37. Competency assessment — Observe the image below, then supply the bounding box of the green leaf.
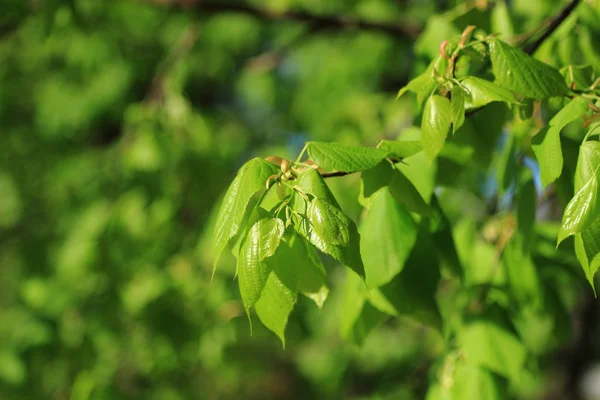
[495,134,516,195]
[489,39,569,98]
[360,161,394,201]
[396,151,437,203]
[254,271,297,347]
[491,0,514,39]
[558,141,600,245]
[532,97,589,187]
[295,168,340,208]
[265,232,328,308]
[388,167,431,216]
[294,170,365,279]
[213,158,279,270]
[451,85,465,133]
[422,95,452,161]
[561,65,596,90]
[460,76,520,109]
[306,142,388,173]
[238,218,285,310]
[558,177,598,244]
[550,97,589,128]
[378,140,423,159]
[397,70,437,100]
[360,188,418,287]
[307,198,351,246]
[368,229,442,330]
[340,269,367,340]
[450,364,505,400]
[461,320,527,381]
[575,224,600,293]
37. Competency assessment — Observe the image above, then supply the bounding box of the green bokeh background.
[1,0,599,399]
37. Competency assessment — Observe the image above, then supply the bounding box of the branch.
[164,0,421,39]
[523,0,581,55]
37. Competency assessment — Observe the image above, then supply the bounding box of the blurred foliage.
[1,0,599,399]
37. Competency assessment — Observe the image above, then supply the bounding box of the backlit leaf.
[238,218,285,310]
[489,39,569,98]
[558,141,600,244]
[460,76,519,109]
[360,188,418,287]
[532,97,588,187]
[213,158,279,270]
[451,85,465,133]
[307,198,351,246]
[306,142,388,173]
[254,271,297,347]
[422,95,452,161]
[294,170,365,279]
[378,140,423,159]
[388,167,431,216]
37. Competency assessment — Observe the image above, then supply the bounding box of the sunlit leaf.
[378,140,423,159]
[460,76,519,109]
[306,142,388,173]
[213,158,279,270]
[451,85,465,133]
[388,167,431,216]
[238,218,285,310]
[307,198,351,246]
[489,39,569,98]
[532,97,588,187]
[360,188,417,287]
[558,141,600,244]
[254,271,297,346]
[294,170,365,279]
[422,95,452,161]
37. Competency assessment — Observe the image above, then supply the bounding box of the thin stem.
[295,145,308,164]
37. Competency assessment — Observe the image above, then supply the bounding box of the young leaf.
[307,198,351,246]
[489,39,569,98]
[360,188,417,287]
[294,170,365,279]
[460,320,527,381]
[254,271,297,347]
[295,168,340,208]
[306,142,388,173]
[422,95,452,161]
[558,141,600,245]
[238,218,285,310]
[558,176,599,245]
[397,69,437,100]
[213,158,279,270]
[575,222,600,293]
[388,168,431,216]
[460,76,519,109]
[532,97,589,187]
[451,85,465,133]
[378,140,423,159]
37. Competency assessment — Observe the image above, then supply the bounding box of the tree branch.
[523,0,581,55]
[165,0,421,39]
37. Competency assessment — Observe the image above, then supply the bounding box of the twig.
[157,0,421,39]
[523,0,581,55]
